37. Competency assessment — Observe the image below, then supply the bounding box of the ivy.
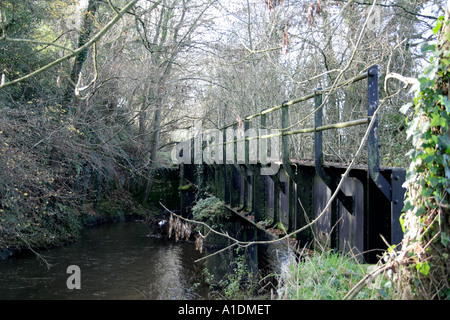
[192,195,230,230]
[402,20,450,208]
[398,15,450,299]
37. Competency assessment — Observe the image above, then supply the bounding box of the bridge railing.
[178,65,387,196]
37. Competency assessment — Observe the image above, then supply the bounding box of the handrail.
[203,118,369,148]
[179,67,376,174]
[220,71,369,130]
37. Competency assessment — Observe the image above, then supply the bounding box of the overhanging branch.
[0,0,138,90]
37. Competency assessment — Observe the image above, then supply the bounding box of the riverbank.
[0,189,153,260]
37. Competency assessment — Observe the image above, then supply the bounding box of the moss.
[179,183,194,190]
[146,168,181,209]
[277,221,287,234]
[96,189,147,221]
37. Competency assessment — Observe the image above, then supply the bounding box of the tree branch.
[75,42,99,99]
[0,0,138,90]
[1,37,75,52]
[332,0,439,20]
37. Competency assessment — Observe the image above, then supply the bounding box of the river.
[0,221,208,300]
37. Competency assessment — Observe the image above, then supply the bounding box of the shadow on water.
[0,222,208,300]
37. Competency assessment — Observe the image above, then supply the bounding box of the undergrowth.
[277,249,395,300]
[203,247,261,300]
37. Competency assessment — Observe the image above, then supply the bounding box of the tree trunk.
[143,97,162,203]
[63,0,98,110]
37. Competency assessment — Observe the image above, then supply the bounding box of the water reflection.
[0,222,207,300]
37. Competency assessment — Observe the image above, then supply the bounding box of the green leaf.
[424,147,435,156]
[421,43,436,53]
[400,102,413,115]
[405,148,417,158]
[441,232,449,247]
[415,205,427,216]
[418,77,432,92]
[421,154,435,164]
[387,244,397,254]
[433,22,443,34]
[430,113,443,127]
[402,200,414,213]
[416,261,430,277]
[428,176,444,188]
[406,117,420,139]
[432,16,444,34]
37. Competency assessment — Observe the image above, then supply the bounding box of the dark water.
[0,222,208,300]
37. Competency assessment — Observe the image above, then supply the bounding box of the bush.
[192,195,230,229]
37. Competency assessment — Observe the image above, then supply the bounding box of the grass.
[277,249,394,300]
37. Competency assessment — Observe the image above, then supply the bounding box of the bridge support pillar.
[295,167,315,247]
[366,172,391,263]
[252,165,266,223]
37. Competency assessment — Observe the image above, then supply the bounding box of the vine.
[395,14,450,299]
